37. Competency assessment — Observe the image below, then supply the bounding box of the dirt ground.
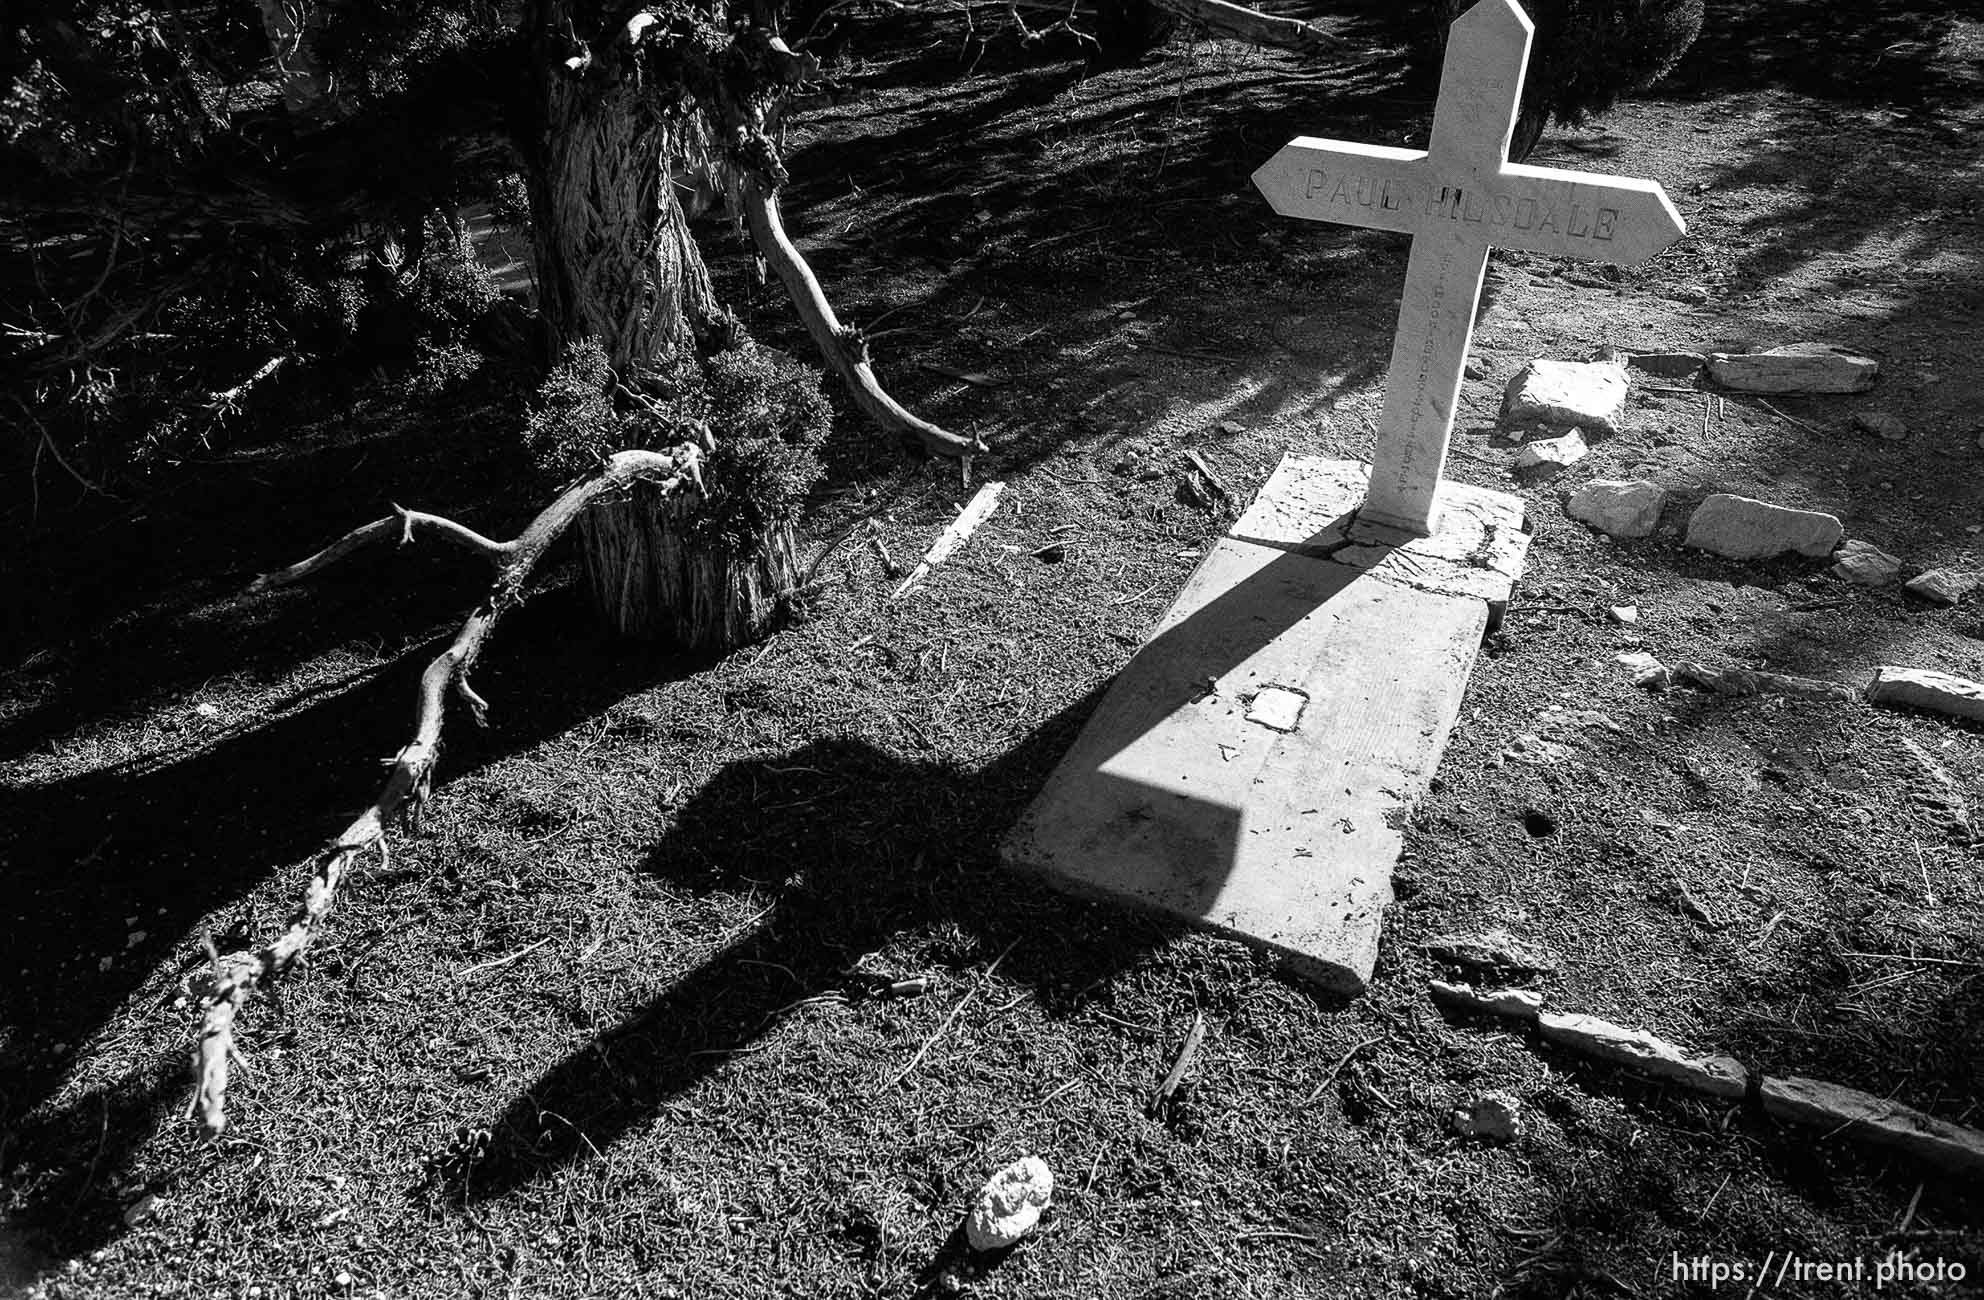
[3,1,1983,1296]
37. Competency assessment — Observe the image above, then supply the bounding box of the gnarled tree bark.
[190,446,703,1136]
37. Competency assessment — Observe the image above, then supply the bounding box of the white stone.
[1502,359,1630,436]
[1452,1092,1524,1141]
[1250,0,1684,533]
[1513,429,1588,475]
[965,1157,1053,1252]
[1706,343,1879,394]
[1566,478,1665,539]
[1830,539,1903,586]
[1536,1012,1749,1098]
[1422,928,1555,973]
[1608,605,1638,624]
[1903,569,1979,606]
[1683,493,1843,559]
[1428,979,1544,1020]
[1761,1077,1984,1177]
[1854,410,1907,440]
[1867,667,1984,723]
[1616,651,1670,689]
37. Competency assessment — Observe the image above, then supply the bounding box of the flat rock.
[1566,478,1665,539]
[1502,359,1630,436]
[1903,568,1979,606]
[1422,928,1555,975]
[1761,1076,1984,1177]
[1514,430,1588,476]
[1536,1012,1750,1099]
[1867,666,1984,723]
[1617,651,1671,689]
[1854,410,1908,440]
[1706,343,1878,394]
[1626,351,1705,379]
[1683,493,1843,560]
[1428,980,1544,1021]
[1830,539,1903,586]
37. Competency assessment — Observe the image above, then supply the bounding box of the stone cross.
[1252,0,1686,536]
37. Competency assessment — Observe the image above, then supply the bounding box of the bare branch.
[190,446,703,1136]
[739,175,985,459]
[246,507,520,592]
[1150,0,1335,54]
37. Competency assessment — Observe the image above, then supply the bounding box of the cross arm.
[1250,140,1430,239]
[1460,163,1686,265]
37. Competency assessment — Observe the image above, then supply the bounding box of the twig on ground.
[456,936,553,978]
[886,939,1020,1088]
[1301,1035,1380,1105]
[1148,1011,1207,1116]
[891,481,1006,599]
[1754,397,1828,436]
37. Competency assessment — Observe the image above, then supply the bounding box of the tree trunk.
[526,3,800,651]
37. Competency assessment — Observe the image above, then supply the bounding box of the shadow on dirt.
[0,584,716,1242]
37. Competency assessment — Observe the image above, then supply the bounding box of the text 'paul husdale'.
[1304,169,1621,241]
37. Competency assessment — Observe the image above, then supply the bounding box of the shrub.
[525,340,830,539]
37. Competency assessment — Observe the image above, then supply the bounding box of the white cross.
[1252,0,1686,536]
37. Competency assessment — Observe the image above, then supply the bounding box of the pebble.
[1617,650,1671,689]
[1854,410,1908,440]
[1452,1092,1524,1142]
[1903,569,1978,606]
[1514,429,1588,475]
[1608,605,1638,624]
[965,1157,1054,1252]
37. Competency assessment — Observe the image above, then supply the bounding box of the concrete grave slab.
[1003,458,1529,993]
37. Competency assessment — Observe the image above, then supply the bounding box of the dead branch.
[206,356,290,419]
[739,174,985,460]
[1149,0,1334,54]
[247,507,522,591]
[189,446,703,1136]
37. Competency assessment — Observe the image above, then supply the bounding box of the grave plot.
[1006,0,1685,993]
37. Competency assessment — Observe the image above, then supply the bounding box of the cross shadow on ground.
[458,505,1412,1200]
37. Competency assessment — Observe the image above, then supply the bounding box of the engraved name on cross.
[1251,0,1686,535]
